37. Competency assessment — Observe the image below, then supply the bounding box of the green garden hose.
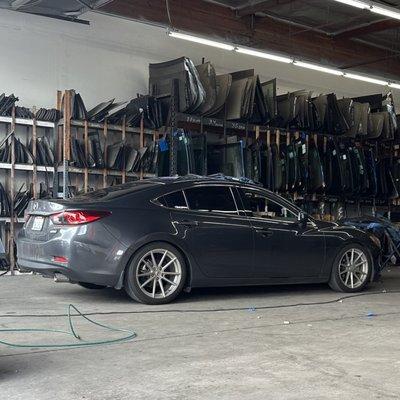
[0,304,136,348]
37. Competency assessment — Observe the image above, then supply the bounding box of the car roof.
[146,174,260,188]
[68,174,300,214]
[151,175,301,213]
[69,174,261,203]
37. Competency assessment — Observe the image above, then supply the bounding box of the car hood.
[315,219,368,232]
[314,219,381,253]
[314,220,337,230]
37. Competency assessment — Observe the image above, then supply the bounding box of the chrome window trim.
[229,186,240,213]
[182,190,189,209]
[151,189,189,210]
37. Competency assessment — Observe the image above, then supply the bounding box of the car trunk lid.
[25,199,68,217]
[24,199,109,241]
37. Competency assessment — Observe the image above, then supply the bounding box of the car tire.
[329,243,372,293]
[124,242,187,305]
[78,282,107,289]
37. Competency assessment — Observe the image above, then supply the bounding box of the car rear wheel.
[124,242,187,304]
[329,244,372,293]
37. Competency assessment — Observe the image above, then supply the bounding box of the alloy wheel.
[338,248,368,289]
[135,249,182,299]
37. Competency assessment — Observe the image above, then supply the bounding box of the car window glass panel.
[184,186,237,215]
[239,189,297,221]
[160,191,188,209]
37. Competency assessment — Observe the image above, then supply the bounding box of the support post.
[84,120,89,193]
[62,90,71,199]
[169,79,179,176]
[122,115,126,183]
[140,114,144,180]
[103,121,108,188]
[9,107,16,274]
[32,117,37,199]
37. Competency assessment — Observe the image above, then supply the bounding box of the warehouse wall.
[0,9,398,109]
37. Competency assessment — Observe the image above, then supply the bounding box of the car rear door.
[168,184,254,278]
[236,187,325,278]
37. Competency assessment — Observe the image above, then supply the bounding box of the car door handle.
[177,220,200,228]
[255,227,273,237]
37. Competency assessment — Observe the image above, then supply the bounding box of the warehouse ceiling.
[96,0,400,80]
[4,0,400,80]
[0,0,112,20]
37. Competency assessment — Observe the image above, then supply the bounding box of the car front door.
[237,187,325,278]
[169,184,254,278]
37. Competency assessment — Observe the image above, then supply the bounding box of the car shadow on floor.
[41,270,397,306]
[177,283,333,303]
[47,282,343,306]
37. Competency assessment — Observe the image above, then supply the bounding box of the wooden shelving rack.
[57,90,158,198]
[0,109,57,274]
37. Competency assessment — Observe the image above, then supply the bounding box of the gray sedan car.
[17,176,381,304]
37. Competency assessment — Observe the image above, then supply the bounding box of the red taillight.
[53,256,68,263]
[50,210,111,225]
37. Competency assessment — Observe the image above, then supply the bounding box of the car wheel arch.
[116,240,193,290]
[331,240,375,282]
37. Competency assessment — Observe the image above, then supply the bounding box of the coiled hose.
[0,304,136,348]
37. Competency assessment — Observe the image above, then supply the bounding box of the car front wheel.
[124,242,187,304]
[329,244,372,293]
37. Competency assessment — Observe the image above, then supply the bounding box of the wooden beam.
[334,19,400,40]
[99,0,400,79]
[237,0,297,17]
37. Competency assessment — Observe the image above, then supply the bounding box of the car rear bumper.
[17,257,119,286]
[17,222,129,287]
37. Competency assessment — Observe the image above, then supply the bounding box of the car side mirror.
[297,212,308,228]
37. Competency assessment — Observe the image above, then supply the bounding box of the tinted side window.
[158,191,188,209]
[184,186,237,215]
[239,189,297,221]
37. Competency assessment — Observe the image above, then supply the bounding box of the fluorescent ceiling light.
[167,31,235,51]
[236,47,293,63]
[166,29,400,88]
[344,73,388,86]
[293,61,343,76]
[333,0,400,20]
[333,0,369,9]
[371,5,400,20]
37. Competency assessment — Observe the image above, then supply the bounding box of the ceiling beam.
[237,0,297,17]
[333,18,400,39]
[99,0,400,79]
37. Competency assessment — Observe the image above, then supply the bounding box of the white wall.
[0,9,398,109]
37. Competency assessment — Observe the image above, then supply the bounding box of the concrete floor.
[1,271,400,400]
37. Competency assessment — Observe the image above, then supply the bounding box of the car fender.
[320,224,381,278]
[114,232,206,289]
